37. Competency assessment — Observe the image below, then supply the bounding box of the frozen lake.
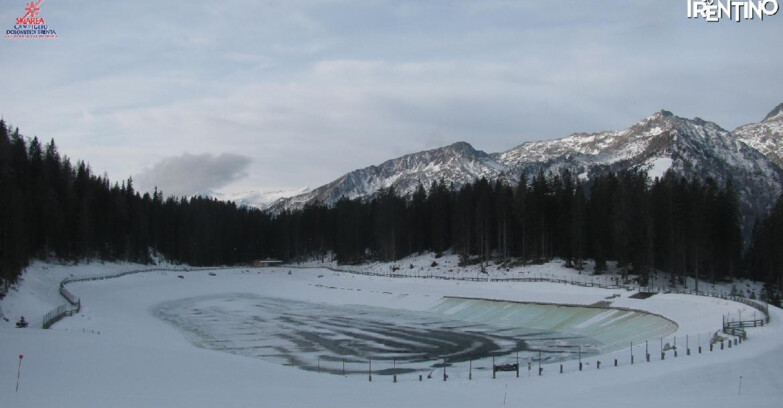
[156,294,676,375]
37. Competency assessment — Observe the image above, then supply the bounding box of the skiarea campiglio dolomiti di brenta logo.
[5,0,58,39]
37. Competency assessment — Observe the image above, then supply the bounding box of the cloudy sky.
[2,0,781,197]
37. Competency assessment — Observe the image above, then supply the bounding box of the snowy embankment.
[1,255,782,408]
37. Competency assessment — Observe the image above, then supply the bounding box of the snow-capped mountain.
[209,187,311,210]
[494,111,675,169]
[494,109,783,231]
[270,108,783,227]
[497,109,781,187]
[734,103,783,168]
[269,142,509,212]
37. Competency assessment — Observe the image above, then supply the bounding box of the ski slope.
[1,258,782,408]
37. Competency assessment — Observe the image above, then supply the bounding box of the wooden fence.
[41,266,233,329]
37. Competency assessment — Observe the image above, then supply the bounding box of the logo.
[5,0,58,39]
[687,0,779,22]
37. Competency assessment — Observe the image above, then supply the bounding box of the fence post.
[15,354,23,392]
[538,351,542,376]
[443,358,447,381]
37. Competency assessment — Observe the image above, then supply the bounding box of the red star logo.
[21,0,43,19]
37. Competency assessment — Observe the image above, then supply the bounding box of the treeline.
[1,119,781,300]
[0,120,274,292]
[277,171,745,288]
[745,196,783,303]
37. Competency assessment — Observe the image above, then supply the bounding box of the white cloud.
[135,153,253,197]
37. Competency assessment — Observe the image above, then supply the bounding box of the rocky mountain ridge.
[266,105,783,227]
[734,103,783,168]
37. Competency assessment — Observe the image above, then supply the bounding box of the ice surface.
[430,298,676,352]
[155,295,607,375]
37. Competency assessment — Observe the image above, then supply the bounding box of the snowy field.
[1,256,782,407]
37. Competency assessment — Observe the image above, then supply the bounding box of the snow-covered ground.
[298,252,765,299]
[1,255,781,408]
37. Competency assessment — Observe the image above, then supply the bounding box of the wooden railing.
[42,266,236,329]
[722,316,766,340]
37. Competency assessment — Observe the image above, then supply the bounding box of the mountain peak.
[443,141,477,155]
[641,109,676,125]
[762,103,783,122]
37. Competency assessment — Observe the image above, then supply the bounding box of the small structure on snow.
[253,259,283,267]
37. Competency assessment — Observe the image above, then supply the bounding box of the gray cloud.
[135,153,252,197]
